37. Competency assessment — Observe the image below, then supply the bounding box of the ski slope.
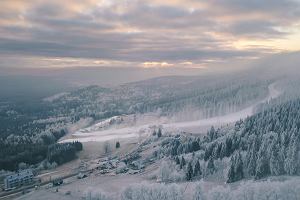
[61,83,281,143]
[164,82,281,132]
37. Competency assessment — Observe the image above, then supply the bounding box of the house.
[4,169,34,190]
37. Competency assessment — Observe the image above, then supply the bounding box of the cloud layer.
[0,0,300,68]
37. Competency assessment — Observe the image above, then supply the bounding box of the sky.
[0,0,300,70]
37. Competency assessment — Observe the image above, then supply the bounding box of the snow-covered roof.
[5,169,33,181]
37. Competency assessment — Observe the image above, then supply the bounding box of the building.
[4,169,34,190]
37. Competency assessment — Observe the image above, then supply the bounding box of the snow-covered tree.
[227,152,244,183]
[193,160,202,177]
[121,183,183,200]
[270,142,283,176]
[284,130,299,175]
[255,141,270,179]
[186,162,193,181]
[180,156,186,169]
[206,157,215,175]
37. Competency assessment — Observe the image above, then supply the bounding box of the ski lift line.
[183,181,190,193]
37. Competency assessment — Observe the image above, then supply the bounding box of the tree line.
[158,98,300,183]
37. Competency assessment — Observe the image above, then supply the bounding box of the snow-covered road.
[61,83,281,143]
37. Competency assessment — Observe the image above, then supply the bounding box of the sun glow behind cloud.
[142,62,174,68]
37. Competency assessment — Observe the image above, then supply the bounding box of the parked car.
[52,178,63,186]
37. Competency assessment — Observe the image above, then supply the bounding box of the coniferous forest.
[158,97,300,183]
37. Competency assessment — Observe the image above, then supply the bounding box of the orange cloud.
[142,62,174,68]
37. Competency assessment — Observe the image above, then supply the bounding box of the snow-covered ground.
[80,116,124,133]
[164,82,281,132]
[61,83,281,143]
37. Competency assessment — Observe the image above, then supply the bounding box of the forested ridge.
[159,97,300,183]
[82,97,300,200]
[0,76,271,171]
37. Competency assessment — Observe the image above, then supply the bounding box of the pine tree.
[192,140,200,152]
[193,160,202,177]
[246,137,258,176]
[206,157,215,175]
[175,156,180,165]
[152,130,157,136]
[235,152,244,181]
[270,142,283,176]
[255,143,270,179]
[212,143,221,159]
[219,142,227,159]
[225,137,233,157]
[116,141,120,149]
[284,131,299,175]
[157,128,162,138]
[180,156,186,169]
[227,160,235,183]
[186,162,193,181]
[204,144,214,161]
[177,145,183,155]
[208,126,216,141]
[227,152,244,183]
[171,145,178,156]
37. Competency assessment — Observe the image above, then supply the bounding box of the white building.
[4,169,34,190]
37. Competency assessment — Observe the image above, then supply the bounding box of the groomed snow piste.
[61,83,281,143]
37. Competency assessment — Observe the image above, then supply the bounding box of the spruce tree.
[206,157,215,175]
[116,141,120,149]
[157,128,162,138]
[225,137,233,157]
[235,152,244,181]
[284,131,299,175]
[227,160,235,183]
[192,140,200,152]
[152,130,157,136]
[255,143,270,179]
[208,126,216,141]
[270,143,283,176]
[227,152,244,183]
[193,160,202,177]
[186,162,193,181]
[219,142,227,159]
[246,140,257,177]
[180,156,186,169]
[175,156,180,165]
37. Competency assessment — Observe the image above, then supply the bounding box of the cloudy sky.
[1,0,300,69]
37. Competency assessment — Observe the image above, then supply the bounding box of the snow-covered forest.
[46,76,270,121]
[1,64,300,200]
[80,93,300,200]
[0,71,273,171]
[158,97,300,183]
